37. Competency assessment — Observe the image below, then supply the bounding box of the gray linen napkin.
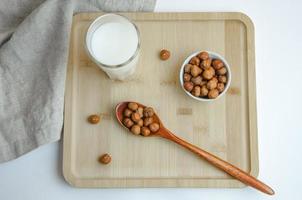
[0,0,156,163]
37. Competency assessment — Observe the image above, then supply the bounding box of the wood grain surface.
[63,12,258,188]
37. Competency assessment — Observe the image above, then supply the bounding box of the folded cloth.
[0,0,156,163]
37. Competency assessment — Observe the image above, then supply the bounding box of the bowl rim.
[179,51,232,102]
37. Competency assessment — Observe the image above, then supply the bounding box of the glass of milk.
[85,14,140,80]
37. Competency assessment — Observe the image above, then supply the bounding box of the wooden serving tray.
[63,12,258,188]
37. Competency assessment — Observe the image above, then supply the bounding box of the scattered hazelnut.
[123,109,132,118]
[200,85,209,97]
[190,65,202,77]
[189,56,200,66]
[128,102,138,111]
[131,125,141,135]
[217,67,227,75]
[191,76,203,85]
[137,107,144,118]
[99,153,111,164]
[149,123,160,133]
[218,75,227,83]
[184,64,193,73]
[207,79,218,90]
[160,49,170,60]
[123,118,134,128]
[201,59,212,69]
[183,81,194,92]
[143,107,154,118]
[143,117,153,126]
[192,86,201,97]
[208,89,219,99]
[88,114,100,124]
[131,112,141,122]
[217,83,225,92]
[183,73,192,82]
[197,51,209,60]
[202,69,214,80]
[141,127,151,136]
[212,59,224,70]
[137,119,143,126]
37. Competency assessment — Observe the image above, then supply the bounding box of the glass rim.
[85,13,140,69]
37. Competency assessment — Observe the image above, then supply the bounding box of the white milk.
[91,22,138,66]
[86,14,140,80]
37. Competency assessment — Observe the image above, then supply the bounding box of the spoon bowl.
[115,101,163,136]
[115,101,274,195]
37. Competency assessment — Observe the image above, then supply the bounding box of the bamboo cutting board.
[63,12,258,188]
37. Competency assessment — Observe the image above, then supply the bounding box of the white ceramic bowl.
[179,51,232,102]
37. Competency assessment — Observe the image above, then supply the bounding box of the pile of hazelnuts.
[122,102,160,136]
[183,51,228,99]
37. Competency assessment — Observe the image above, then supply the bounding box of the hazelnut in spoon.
[115,102,274,195]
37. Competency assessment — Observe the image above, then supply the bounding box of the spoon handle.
[160,129,274,195]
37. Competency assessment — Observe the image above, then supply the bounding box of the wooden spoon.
[115,101,274,195]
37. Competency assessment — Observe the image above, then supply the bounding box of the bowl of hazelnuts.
[180,51,231,101]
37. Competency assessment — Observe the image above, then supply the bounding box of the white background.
[1,0,302,199]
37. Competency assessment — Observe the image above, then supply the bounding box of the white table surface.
[1,0,302,199]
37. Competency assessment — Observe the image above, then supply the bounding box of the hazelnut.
[184,64,193,73]
[202,69,214,80]
[183,81,194,92]
[197,51,209,60]
[217,67,227,75]
[217,83,225,92]
[137,107,144,118]
[160,49,170,60]
[123,109,132,117]
[141,127,151,136]
[99,153,111,164]
[209,67,215,75]
[200,81,207,86]
[137,119,143,127]
[212,59,224,70]
[143,107,155,118]
[128,102,138,111]
[131,112,141,122]
[200,85,209,97]
[190,65,202,77]
[191,76,203,85]
[201,59,212,69]
[143,117,153,126]
[131,125,141,135]
[123,118,134,128]
[218,75,227,83]
[149,123,160,133]
[88,115,100,124]
[207,79,218,90]
[183,73,192,82]
[212,77,218,83]
[208,89,219,99]
[192,86,201,97]
[189,56,200,66]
